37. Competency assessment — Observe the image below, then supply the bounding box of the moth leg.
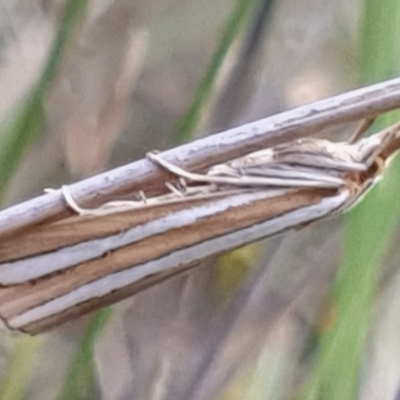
[45,186,86,215]
[165,179,219,198]
[58,186,103,216]
[165,182,186,197]
[147,151,214,183]
[57,185,126,216]
[348,117,376,143]
[45,186,92,215]
[50,186,145,216]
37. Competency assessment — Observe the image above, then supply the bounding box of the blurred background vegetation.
[0,0,399,399]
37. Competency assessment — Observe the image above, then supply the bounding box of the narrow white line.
[10,190,348,329]
[148,152,345,189]
[0,189,289,284]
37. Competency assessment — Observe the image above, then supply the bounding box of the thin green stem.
[0,0,87,196]
[174,0,258,143]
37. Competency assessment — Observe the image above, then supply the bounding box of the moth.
[0,120,399,334]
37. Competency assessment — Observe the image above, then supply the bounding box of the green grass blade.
[0,336,43,400]
[0,0,87,197]
[0,2,87,400]
[301,0,400,399]
[174,0,258,142]
[359,0,400,84]
[55,308,113,400]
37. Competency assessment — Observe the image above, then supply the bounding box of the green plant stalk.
[0,2,87,400]
[301,161,400,400]
[55,308,113,400]
[0,0,87,196]
[174,0,258,142]
[359,0,400,84]
[301,0,400,399]
[0,336,43,400]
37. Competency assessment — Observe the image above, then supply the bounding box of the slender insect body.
[0,120,400,333]
[0,190,288,284]
[0,187,346,332]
